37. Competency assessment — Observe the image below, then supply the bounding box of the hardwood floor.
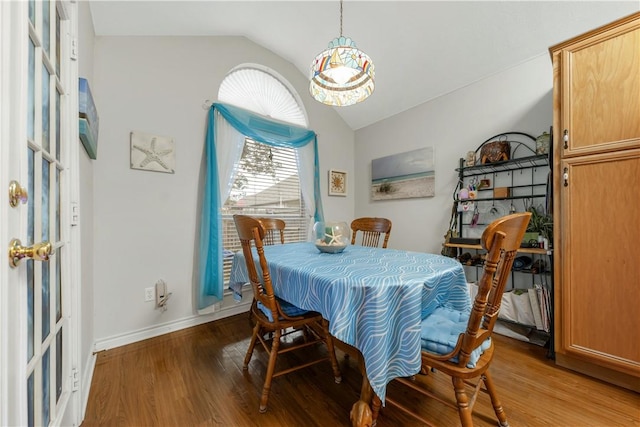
[82,313,640,427]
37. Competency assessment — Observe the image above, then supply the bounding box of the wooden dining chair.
[257,217,286,245]
[233,214,342,413]
[249,218,285,322]
[350,217,392,248]
[372,212,531,427]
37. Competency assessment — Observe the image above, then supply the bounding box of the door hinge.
[71,201,79,226]
[70,37,78,61]
[72,368,80,392]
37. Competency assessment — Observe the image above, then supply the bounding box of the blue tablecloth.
[230,242,470,403]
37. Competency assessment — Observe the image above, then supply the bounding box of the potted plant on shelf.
[523,205,553,247]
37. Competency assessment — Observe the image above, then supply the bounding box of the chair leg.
[301,325,311,342]
[244,323,260,370]
[482,371,509,427]
[248,298,256,323]
[321,319,342,383]
[259,329,282,413]
[371,394,382,424]
[452,376,473,427]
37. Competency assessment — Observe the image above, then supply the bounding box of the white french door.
[1,1,77,425]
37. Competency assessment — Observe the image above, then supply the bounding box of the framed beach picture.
[371,147,435,201]
[329,169,347,196]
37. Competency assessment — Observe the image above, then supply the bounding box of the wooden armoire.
[550,12,640,392]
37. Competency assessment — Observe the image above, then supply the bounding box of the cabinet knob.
[563,130,569,149]
[563,168,569,187]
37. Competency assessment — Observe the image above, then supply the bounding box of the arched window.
[218,64,308,126]
[217,65,311,287]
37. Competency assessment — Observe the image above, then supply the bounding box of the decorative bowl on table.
[313,221,349,253]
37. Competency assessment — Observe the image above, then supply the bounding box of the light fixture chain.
[339,0,343,37]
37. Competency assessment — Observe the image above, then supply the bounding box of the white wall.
[91,36,353,346]
[354,54,553,253]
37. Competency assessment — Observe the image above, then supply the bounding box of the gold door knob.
[9,180,28,207]
[8,239,54,268]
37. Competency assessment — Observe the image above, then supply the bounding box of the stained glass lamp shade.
[310,36,375,107]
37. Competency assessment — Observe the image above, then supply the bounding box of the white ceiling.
[88,1,639,130]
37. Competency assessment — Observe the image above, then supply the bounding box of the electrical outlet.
[144,287,154,302]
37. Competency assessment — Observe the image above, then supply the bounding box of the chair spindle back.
[233,215,280,324]
[350,217,392,248]
[457,212,531,367]
[257,217,286,245]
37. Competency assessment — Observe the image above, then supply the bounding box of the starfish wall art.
[130,131,176,174]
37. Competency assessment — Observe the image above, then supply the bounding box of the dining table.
[229,241,471,426]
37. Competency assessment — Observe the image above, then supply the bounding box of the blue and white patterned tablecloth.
[230,242,470,403]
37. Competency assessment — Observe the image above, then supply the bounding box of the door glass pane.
[29,0,35,25]
[27,260,34,361]
[56,330,63,401]
[42,65,50,152]
[43,0,50,58]
[42,261,50,342]
[55,8,61,76]
[27,372,34,427]
[28,39,35,142]
[42,348,51,426]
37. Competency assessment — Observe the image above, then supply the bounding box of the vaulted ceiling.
[88,1,639,130]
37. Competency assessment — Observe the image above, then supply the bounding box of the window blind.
[222,139,309,285]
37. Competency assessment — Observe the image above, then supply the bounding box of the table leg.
[350,353,374,427]
[333,337,377,427]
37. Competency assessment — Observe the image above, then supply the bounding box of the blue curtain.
[198,102,324,310]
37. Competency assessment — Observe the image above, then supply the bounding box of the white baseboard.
[93,299,250,352]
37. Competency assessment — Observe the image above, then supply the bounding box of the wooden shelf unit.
[445,243,550,255]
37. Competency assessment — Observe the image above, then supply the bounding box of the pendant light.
[309,0,375,106]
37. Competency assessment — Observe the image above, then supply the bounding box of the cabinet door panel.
[561,24,640,155]
[559,150,640,375]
